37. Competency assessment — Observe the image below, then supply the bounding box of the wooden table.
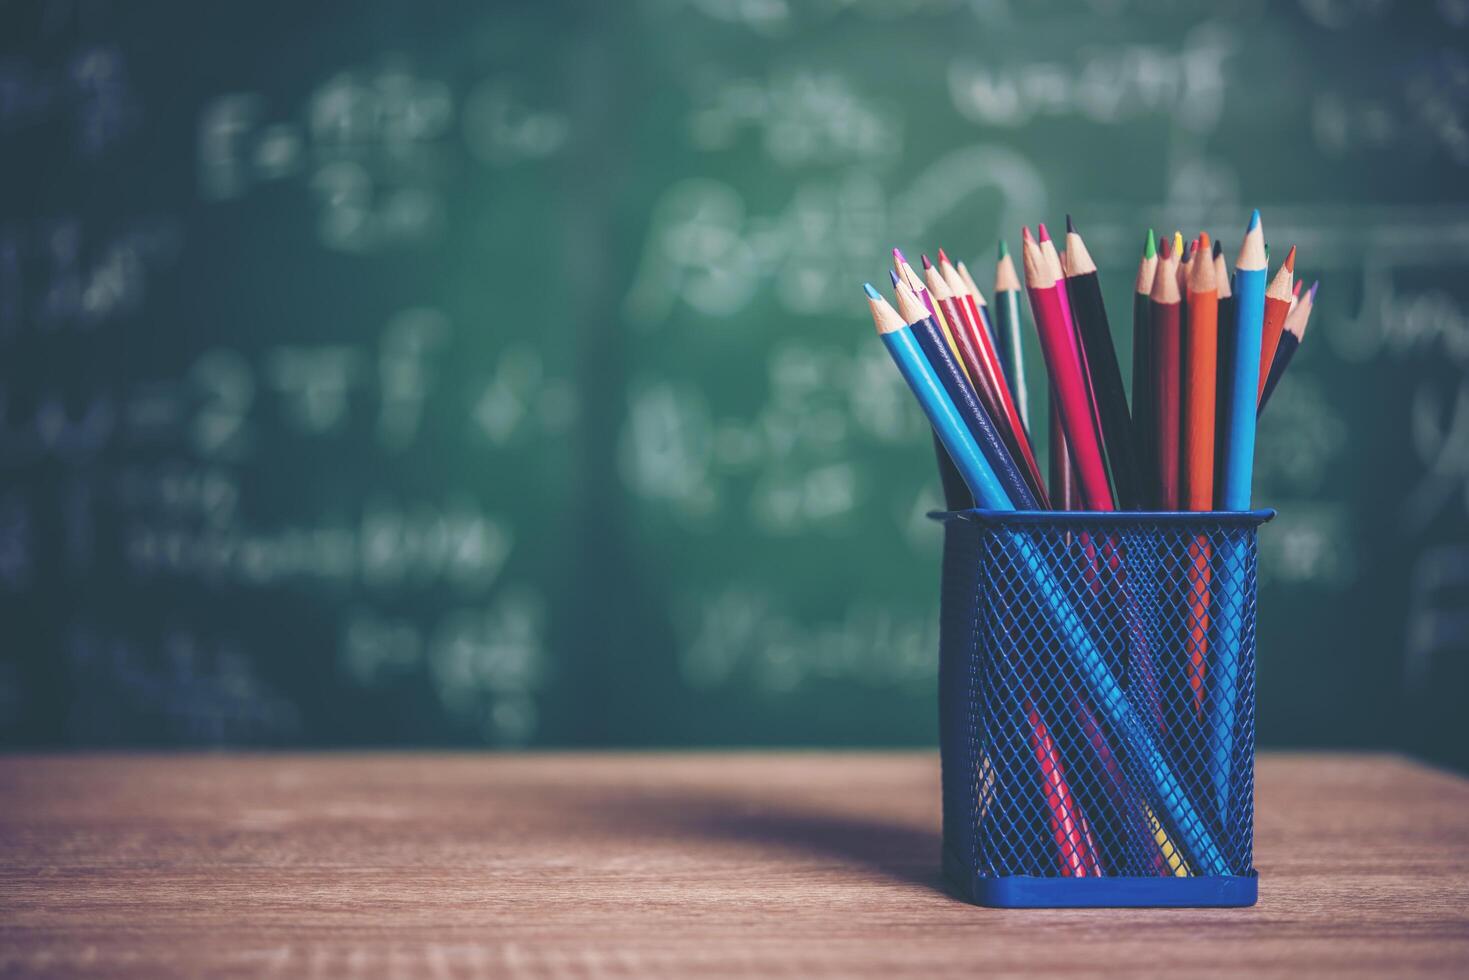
[2,752,1467,978]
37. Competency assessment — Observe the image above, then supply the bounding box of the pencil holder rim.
[927,508,1276,527]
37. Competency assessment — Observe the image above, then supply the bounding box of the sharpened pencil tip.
[998,239,1009,259]
[1247,208,1261,232]
[920,253,933,270]
[1283,245,1296,272]
[1037,222,1051,243]
[1159,235,1172,260]
[1066,214,1076,234]
[863,282,882,301]
[1213,239,1223,258]
[1021,225,1034,243]
[1309,281,1319,301]
[889,269,901,288]
[936,247,950,266]
[1144,228,1156,259]
[892,247,907,267]
[1172,231,1183,256]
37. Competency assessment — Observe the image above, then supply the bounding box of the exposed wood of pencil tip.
[1213,243,1232,299]
[1063,220,1097,277]
[924,262,953,300]
[893,278,928,325]
[995,249,1022,293]
[1188,233,1216,295]
[1284,283,1317,339]
[1135,240,1159,295]
[867,292,908,335]
[898,259,927,297]
[1151,245,1181,304]
[1020,234,1055,289]
[938,261,970,303]
[1266,247,1296,300]
[1236,213,1267,271]
[955,260,988,305]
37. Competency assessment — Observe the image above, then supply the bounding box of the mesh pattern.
[939,510,1266,882]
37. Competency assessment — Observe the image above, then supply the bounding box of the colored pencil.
[1258,281,1317,414]
[1064,215,1141,509]
[1210,210,1269,823]
[1025,700,1103,876]
[1150,235,1183,511]
[1076,696,1187,876]
[1220,210,1267,510]
[1183,233,1219,511]
[992,242,1031,430]
[1131,230,1158,509]
[1022,228,1115,510]
[866,284,1013,509]
[1182,232,1219,718]
[895,280,1040,509]
[1044,224,1112,507]
[934,252,1049,505]
[1050,394,1078,509]
[895,249,970,385]
[1212,240,1233,499]
[1257,246,1296,403]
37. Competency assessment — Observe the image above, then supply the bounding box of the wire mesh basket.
[935,508,1273,908]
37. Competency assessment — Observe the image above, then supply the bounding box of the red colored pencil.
[1257,246,1296,403]
[1150,237,1183,511]
[1023,229,1114,510]
[1025,700,1103,876]
[1182,232,1219,716]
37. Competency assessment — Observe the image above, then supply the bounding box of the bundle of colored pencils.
[863,211,1317,517]
[862,211,1317,879]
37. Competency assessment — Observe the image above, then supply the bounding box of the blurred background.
[1,0,1466,768]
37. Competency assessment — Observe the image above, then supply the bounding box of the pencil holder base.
[945,848,1257,908]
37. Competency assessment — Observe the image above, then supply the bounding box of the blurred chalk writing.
[0,0,1465,764]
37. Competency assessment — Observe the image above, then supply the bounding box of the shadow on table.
[600,789,956,899]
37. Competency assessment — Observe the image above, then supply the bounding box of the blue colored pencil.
[867,285,1013,509]
[894,281,1039,510]
[1210,211,1268,822]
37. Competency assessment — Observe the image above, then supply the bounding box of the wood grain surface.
[2,752,1468,978]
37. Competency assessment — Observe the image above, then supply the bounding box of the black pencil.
[1065,216,1141,509]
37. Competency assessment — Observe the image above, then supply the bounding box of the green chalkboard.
[2,0,1467,767]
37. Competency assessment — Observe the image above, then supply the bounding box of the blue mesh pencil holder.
[935,508,1274,908]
